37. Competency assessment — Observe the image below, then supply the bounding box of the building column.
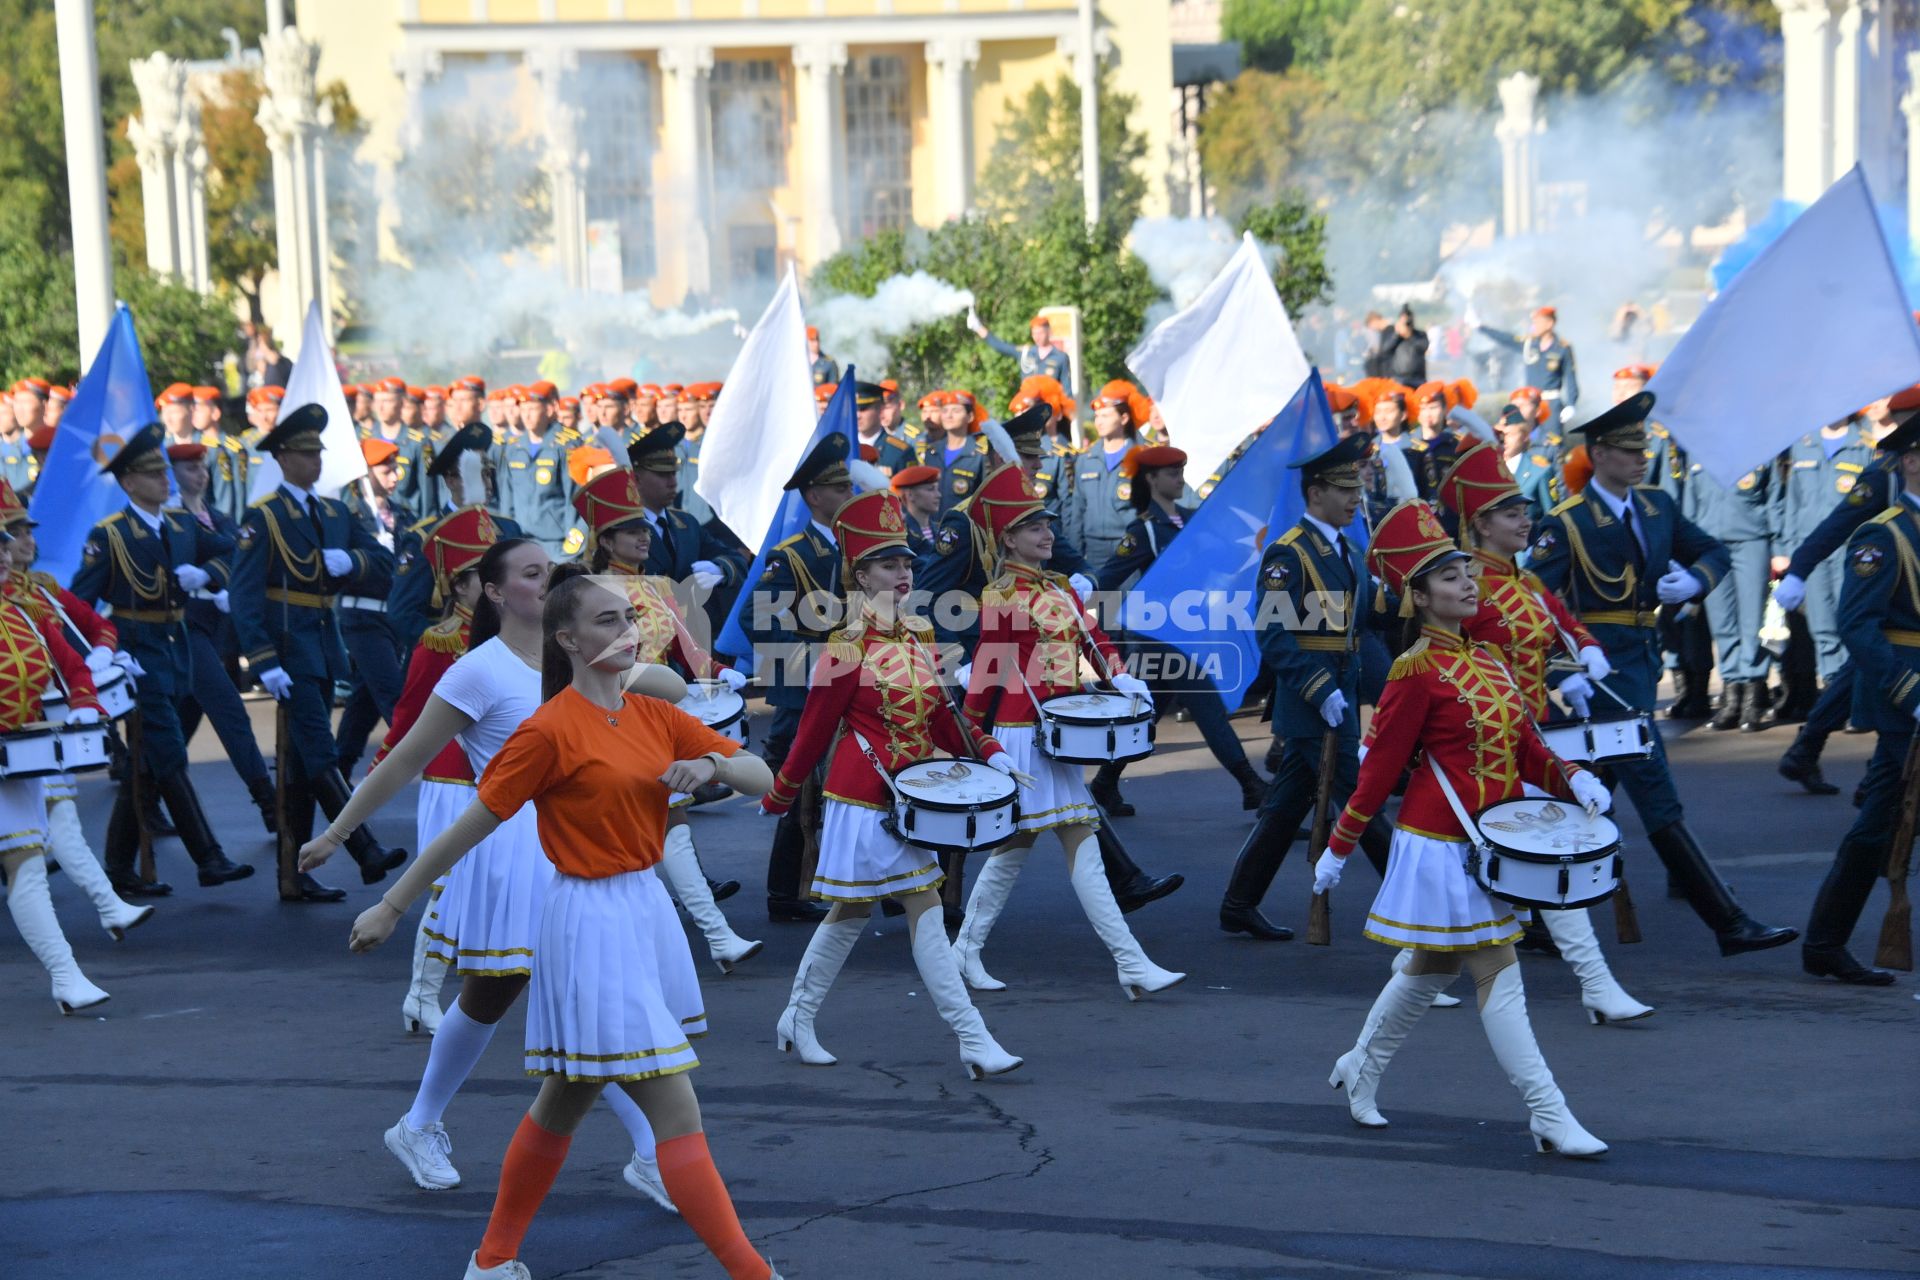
[128,51,187,279]
[793,41,847,265]
[1778,0,1837,202]
[257,26,328,349]
[528,47,592,290]
[1494,72,1541,238]
[925,38,979,221]
[1830,0,1895,195]
[186,137,210,292]
[393,46,444,152]
[657,44,715,301]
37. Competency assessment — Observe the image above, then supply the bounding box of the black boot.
[1802,945,1896,985]
[153,773,255,887]
[1219,810,1295,940]
[1778,730,1839,795]
[311,768,408,884]
[104,782,171,898]
[280,777,345,903]
[247,774,279,836]
[1740,679,1771,733]
[1710,681,1745,731]
[766,809,827,922]
[1098,821,1182,914]
[1089,763,1134,817]
[690,841,739,901]
[139,786,176,837]
[1515,915,1560,956]
[1667,668,1710,720]
[1646,821,1798,956]
[1228,759,1268,811]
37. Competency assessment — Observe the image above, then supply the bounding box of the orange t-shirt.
[478,687,742,879]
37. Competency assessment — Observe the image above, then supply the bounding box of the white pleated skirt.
[0,777,47,855]
[813,799,944,902]
[525,866,707,1082]
[414,780,472,966]
[993,726,1101,832]
[1363,828,1524,951]
[424,799,550,977]
[43,776,75,804]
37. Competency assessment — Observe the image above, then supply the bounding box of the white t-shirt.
[433,635,543,775]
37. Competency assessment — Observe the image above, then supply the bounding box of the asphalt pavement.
[2,694,1914,1279]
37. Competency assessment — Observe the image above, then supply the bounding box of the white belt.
[337,595,386,613]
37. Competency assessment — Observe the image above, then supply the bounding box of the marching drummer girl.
[345,567,782,1280]
[301,547,690,1207]
[0,534,122,1013]
[1314,500,1612,1157]
[955,466,1185,1000]
[761,489,1024,1081]
[1437,440,1652,1026]
[576,455,762,974]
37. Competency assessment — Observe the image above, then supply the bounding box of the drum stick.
[1873,735,1920,971]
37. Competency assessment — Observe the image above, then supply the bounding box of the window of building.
[577,53,655,284]
[843,54,913,237]
[710,58,788,191]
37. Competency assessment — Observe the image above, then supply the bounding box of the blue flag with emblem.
[1127,372,1362,712]
[29,305,156,584]
[715,367,858,670]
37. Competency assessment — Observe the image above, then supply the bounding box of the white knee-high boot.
[1477,964,1607,1157]
[45,799,152,940]
[402,906,448,1035]
[1329,969,1454,1127]
[1539,908,1653,1025]
[909,907,1022,1080]
[953,848,1027,991]
[658,825,763,974]
[1067,838,1184,1000]
[1391,946,1460,1007]
[776,915,864,1065]
[7,854,110,1013]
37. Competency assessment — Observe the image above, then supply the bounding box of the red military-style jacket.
[0,597,100,733]
[963,561,1124,728]
[1461,549,1597,720]
[376,608,474,785]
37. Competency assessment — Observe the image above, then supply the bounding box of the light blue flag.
[1129,372,1360,712]
[1649,165,1920,487]
[716,368,858,669]
[29,305,155,583]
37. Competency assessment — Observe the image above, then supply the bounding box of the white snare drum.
[1036,691,1155,765]
[43,665,135,724]
[1471,797,1621,910]
[1538,712,1653,766]
[0,723,113,779]
[890,758,1019,853]
[676,683,747,746]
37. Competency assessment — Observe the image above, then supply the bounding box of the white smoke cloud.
[1127,216,1291,333]
[809,271,975,378]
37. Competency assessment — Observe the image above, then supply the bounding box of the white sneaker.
[621,1150,678,1214]
[386,1117,460,1189]
[463,1252,531,1279]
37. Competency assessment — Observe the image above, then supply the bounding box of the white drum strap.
[1425,757,1492,858]
[849,729,906,805]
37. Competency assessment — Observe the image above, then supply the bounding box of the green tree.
[1237,197,1334,315]
[1222,0,1357,73]
[976,66,1148,232]
[116,267,241,383]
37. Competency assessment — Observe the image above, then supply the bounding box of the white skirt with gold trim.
[426,797,549,977]
[992,726,1101,833]
[525,866,705,1082]
[413,779,471,965]
[812,799,944,902]
[0,777,47,855]
[1363,828,1523,951]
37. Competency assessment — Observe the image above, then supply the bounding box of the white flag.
[696,265,816,553]
[1646,166,1920,486]
[249,300,368,501]
[1126,232,1312,486]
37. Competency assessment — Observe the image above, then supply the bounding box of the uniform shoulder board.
[1277,525,1306,546]
[419,614,468,655]
[982,572,1017,604]
[405,512,439,536]
[1867,506,1903,526]
[1529,452,1549,466]
[1387,637,1434,681]
[902,614,934,636]
[100,510,127,527]
[826,618,866,666]
[1546,492,1584,517]
[773,531,806,552]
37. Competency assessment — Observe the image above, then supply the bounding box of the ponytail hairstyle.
[1128,467,1156,514]
[467,536,539,648]
[539,562,598,703]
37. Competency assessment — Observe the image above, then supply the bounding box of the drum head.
[1040,692,1152,725]
[676,685,745,728]
[1478,798,1618,858]
[895,759,1017,809]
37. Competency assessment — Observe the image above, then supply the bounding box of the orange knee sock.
[476,1113,573,1269]
[656,1132,769,1280]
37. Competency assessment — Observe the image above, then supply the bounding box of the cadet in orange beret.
[4,380,47,493]
[1061,380,1153,566]
[968,308,1072,388]
[890,463,941,551]
[44,383,73,431]
[806,324,838,386]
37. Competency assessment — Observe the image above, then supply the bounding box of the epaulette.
[247,492,278,510]
[1529,452,1549,467]
[982,572,1017,605]
[419,614,469,655]
[100,510,126,527]
[1547,492,1585,517]
[902,614,933,636]
[405,512,440,536]
[825,618,866,666]
[1868,506,1903,526]
[1387,637,1434,681]
[1277,526,1306,546]
[773,531,806,552]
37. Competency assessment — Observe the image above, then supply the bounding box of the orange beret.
[879,379,899,395]
[48,385,72,403]
[165,442,207,463]
[340,383,362,398]
[192,385,221,402]
[567,446,615,486]
[814,384,835,403]
[557,395,579,410]
[637,382,660,397]
[527,380,557,401]
[1611,364,1654,382]
[1532,306,1557,321]
[1886,384,1920,414]
[662,382,683,394]
[1413,380,1449,408]
[1449,378,1478,410]
[158,382,193,404]
[806,325,820,340]
[405,385,426,402]
[610,377,638,396]
[424,385,446,400]
[1324,384,1359,414]
[890,464,940,491]
[1119,444,1186,478]
[1007,394,1039,416]
[505,384,529,402]
[375,376,406,394]
[451,375,486,395]
[13,377,50,397]
[1029,314,1051,328]
[361,437,400,467]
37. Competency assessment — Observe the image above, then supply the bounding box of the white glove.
[174,563,211,592]
[1655,565,1701,605]
[1774,573,1806,612]
[717,667,747,693]
[1558,673,1593,718]
[954,662,972,689]
[212,589,231,615]
[1578,645,1611,681]
[1911,703,1920,726]
[1069,573,1095,602]
[84,645,113,674]
[111,651,145,679]
[690,560,723,590]
[258,666,294,700]
[1357,742,1369,765]
[321,548,354,578]
[967,306,986,336]
[1313,849,1345,894]
[988,754,1015,775]
[1319,689,1348,728]
[66,706,101,726]
[1111,673,1153,709]
[1569,769,1611,817]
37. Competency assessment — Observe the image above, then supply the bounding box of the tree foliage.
[1238,197,1334,315]
[976,69,1148,234]
[1222,0,1357,73]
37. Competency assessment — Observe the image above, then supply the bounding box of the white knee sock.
[403,1003,496,1130]
[602,1083,657,1159]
